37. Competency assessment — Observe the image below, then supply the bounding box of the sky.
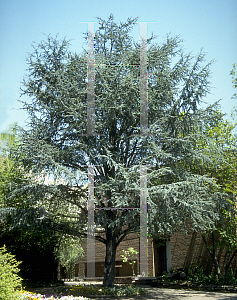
[0,0,236,133]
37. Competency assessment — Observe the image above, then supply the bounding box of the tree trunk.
[225,249,237,279]
[211,231,222,280]
[202,232,222,280]
[57,258,61,281]
[103,228,117,287]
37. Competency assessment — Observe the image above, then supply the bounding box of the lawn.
[18,283,147,299]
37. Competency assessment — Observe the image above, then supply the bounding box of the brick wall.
[60,229,237,279]
[170,230,237,276]
[73,232,154,278]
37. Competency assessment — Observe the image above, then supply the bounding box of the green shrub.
[224,268,236,285]
[0,245,22,300]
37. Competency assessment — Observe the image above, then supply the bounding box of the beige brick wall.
[61,229,237,279]
[170,230,237,276]
[74,232,154,277]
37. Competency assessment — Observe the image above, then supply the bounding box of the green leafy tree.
[121,247,138,276]
[4,15,228,287]
[0,125,60,283]
[231,63,237,99]
[55,234,84,279]
[0,124,23,209]
[210,117,237,281]
[192,111,237,280]
[0,245,22,300]
[219,203,237,280]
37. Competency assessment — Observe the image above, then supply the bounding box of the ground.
[23,281,237,299]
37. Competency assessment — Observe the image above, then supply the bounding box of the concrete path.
[135,287,237,300]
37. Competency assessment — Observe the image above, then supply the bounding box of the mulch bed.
[151,280,237,293]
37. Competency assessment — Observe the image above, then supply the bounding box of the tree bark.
[57,258,61,281]
[103,227,117,287]
[211,231,222,280]
[202,232,222,280]
[225,249,237,279]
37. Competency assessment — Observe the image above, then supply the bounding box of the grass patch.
[60,284,147,297]
[18,283,148,299]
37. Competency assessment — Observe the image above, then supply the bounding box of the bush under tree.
[0,245,22,300]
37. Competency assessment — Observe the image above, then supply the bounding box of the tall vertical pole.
[140,164,148,276]
[87,23,95,136]
[139,22,148,277]
[87,165,95,277]
[86,22,96,277]
[140,23,148,136]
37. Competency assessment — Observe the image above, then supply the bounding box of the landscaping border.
[151,280,237,293]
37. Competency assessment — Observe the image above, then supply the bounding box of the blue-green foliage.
[1,14,231,287]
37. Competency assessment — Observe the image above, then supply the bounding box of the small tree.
[0,245,22,300]
[56,235,84,279]
[121,247,138,276]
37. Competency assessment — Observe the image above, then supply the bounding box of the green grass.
[60,284,147,297]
